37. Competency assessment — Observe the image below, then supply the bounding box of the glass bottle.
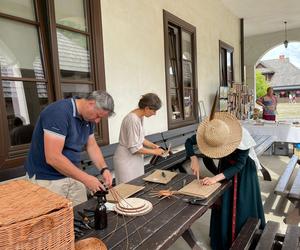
[94,190,108,230]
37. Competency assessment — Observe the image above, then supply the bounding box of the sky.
[261,42,300,69]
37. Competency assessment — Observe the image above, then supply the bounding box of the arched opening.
[255,41,300,120]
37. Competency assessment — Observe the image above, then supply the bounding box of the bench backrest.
[274,155,299,196]
[80,143,118,176]
[0,165,26,182]
[162,124,198,148]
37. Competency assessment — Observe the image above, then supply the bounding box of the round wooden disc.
[114,200,153,216]
[117,198,147,210]
[116,202,150,213]
[75,237,107,250]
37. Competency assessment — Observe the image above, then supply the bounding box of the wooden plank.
[274,155,298,196]
[254,136,275,157]
[100,143,118,157]
[230,218,261,250]
[288,166,300,200]
[255,221,279,250]
[0,165,26,181]
[165,133,194,148]
[162,124,197,140]
[145,151,187,173]
[282,224,300,250]
[145,133,166,149]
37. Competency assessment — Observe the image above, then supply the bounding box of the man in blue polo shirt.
[25,90,114,206]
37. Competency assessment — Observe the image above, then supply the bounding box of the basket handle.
[26,217,55,239]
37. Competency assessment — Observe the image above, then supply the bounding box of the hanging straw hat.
[196,91,242,158]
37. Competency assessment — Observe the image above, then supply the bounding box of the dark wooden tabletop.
[74,171,231,250]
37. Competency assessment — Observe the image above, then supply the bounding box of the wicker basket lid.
[0,180,71,227]
[75,237,107,250]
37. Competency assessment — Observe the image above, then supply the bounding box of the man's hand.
[83,175,106,193]
[102,169,113,187]
[190,156,200,181]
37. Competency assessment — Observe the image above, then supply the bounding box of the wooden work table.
[74,172,231,250]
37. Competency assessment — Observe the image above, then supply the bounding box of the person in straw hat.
[185,93,265,250]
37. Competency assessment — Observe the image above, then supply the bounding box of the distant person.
[289,92,293,103]
[256,87,277,121]
[10,117,34,146]
[113,93,165,184]
[293,93,297,104]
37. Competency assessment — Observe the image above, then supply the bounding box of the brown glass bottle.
[94,190,108,230]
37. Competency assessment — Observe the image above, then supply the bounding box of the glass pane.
[55,0,87,31]
[182,31,192,60]
[2,80,49,146]
[183,89,194,119]
[183,61,193,87]
[57,29,90,80]
[0,0,35,21]
[0,18,45,79]
[168,60,177,88]
[170,88,182,120]
[62,83,92,98]
[227,51,233,84]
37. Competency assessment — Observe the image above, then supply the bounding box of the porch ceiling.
[221,0,300,37]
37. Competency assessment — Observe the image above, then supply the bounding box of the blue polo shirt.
[25,98,94,180]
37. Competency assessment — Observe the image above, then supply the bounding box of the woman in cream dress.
[114,93,165,184]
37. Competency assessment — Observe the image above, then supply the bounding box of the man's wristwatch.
[100,167,109,175]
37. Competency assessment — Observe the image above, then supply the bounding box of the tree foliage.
[256,71,269,98]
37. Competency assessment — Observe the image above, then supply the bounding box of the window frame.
[219,40,234,87]
[0,0,108,169]
[163,10,198,129]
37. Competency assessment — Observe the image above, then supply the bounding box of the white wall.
[245,27,300,94]
[100,0,241,142]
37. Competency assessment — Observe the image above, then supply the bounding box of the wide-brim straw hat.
[197,112,242,158]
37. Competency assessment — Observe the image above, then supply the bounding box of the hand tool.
[182,197,209,206]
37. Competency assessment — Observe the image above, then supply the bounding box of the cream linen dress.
[113,113,145,184]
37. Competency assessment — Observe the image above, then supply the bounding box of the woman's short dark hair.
[138,93,162,111]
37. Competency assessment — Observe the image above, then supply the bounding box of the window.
[0,0,107,169]
[219,41,234,87]
[163,10,198,129]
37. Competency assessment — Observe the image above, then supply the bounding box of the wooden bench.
[231,218,300,250]
[80,142,118,178]
[0,165,26,182]
[252,135,276,181]
[274,154,300,224]
[144,124,198,173]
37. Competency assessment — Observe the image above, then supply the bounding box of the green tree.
[256,71,269,98]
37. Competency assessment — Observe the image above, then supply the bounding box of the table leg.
[260,163,272,181]
[182,228,203,250]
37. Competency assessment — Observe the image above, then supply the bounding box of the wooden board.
[143,170,177,184]
[114,199,153,216]
[106,183,144,202]
[178,179,221,198]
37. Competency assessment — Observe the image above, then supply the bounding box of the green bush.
[256,71,269,98]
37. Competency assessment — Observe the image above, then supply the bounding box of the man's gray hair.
[85,90,115,117]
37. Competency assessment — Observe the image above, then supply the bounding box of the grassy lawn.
[277,102,300,120]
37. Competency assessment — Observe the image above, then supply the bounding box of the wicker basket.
[0,180,74,249]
